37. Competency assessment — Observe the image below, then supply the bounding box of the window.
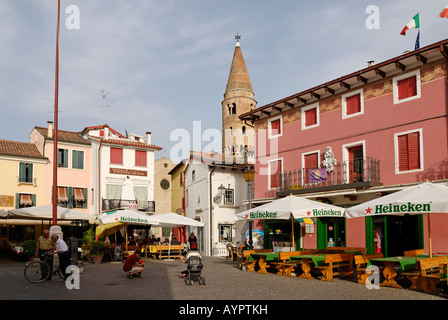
[72,150,84,169]
[110,148,123,165]
[229,103,236,115]
[219,224,232,242]
[395,129,423,173]
[393,70,421,104]
[342,89,364,119]
[57,187,69,207]
[19,163,33,183]
[160,179,170,190]
[18,193,33,208]
[58,148,69,168]
[73,188,86,208]
[224,189,234,205]
[301,103,319,130]
[268,116,282,139]
[192,170,195,181]
[135,150,147,167]
[269,159,282,189]
[303,152,319,184]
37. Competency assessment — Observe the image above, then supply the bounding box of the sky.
[1,0,448,161]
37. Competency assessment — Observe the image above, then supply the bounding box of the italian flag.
[440,5,448,19]
[400,13,419,35]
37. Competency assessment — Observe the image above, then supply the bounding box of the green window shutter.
[28,164,33,183]
[64,149,69,168]
[316,218,327,249]
[82,188,88,209]
[72,150,85,169]
[72,150,78,169]
[365,216,374,255]
[67,187,74,208]
[19,163,26,182]
[31,194,36,206]
[15,193,20,208]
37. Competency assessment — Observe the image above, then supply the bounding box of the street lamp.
[243,166,255,249]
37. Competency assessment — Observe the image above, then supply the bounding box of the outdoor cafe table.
[289,254,328,280]
[368,256,418,288]
[248,252,279,274]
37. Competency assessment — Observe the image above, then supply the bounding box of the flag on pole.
[440,5,448,18]
[400,13,420,35]
[414,30,420,50]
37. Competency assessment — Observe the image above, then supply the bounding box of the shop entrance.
[366,215,423,256]
[317,217,346,249]
[263,220,301,251]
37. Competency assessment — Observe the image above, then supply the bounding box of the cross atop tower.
[235,32,241,43]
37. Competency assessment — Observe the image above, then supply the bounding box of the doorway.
[317,217,346,249]
[348,145,364,183]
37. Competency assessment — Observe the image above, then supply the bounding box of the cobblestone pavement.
[0,254,446,302]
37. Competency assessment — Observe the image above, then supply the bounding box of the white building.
[184,151,248,256]
[81,125,162,215]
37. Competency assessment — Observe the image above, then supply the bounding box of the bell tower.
[222,35,257,162]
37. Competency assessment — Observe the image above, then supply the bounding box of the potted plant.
[89,240,105,264]
[22,240,37,261]
[82,229,104,263]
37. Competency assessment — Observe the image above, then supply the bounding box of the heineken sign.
[308,208,343,217]
[117,216,149,224]
[366,202,431,215]
[246,211,278,219]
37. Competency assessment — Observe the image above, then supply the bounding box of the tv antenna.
[95,89,112,123]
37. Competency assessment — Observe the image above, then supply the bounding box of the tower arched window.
[231,103,236,115]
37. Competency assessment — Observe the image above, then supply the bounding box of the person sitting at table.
[162,238,170,245]
[171,237,180,245]
[123,250,144,279]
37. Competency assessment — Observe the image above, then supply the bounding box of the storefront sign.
[110,168,147,176]
[0,195,13,207]
[367,202,431,215]
[118,216,149,224]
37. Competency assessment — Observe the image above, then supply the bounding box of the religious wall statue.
[322,146,337,172]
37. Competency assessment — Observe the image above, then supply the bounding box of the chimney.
[47,121,53,138]
[367,60,375,67]
[146,132,152,145]
[104,125,109,138]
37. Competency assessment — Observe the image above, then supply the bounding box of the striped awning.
[58,187,68,202]
[19,194,33,206]
[74,188,85,201]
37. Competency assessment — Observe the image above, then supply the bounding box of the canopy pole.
[291,214,295,252]
[428,213,432,258]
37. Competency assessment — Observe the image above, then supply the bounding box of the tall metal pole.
[52,0,61,226]
[248,180,253,249]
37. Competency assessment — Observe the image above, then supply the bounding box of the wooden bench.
[314,253,355,282]
[151,245,183,260]
[419,256,448,294]
[403,249,425,257]
[237,249,272,271]
[354,253,384,284]
[270,250,315,277]
[324,247,366,255]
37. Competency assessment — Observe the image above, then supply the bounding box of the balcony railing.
[276,157,381,196]
[102,199,155,213]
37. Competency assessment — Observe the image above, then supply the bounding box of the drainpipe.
[209,163,216,256]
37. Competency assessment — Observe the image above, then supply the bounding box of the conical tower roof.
[224,42,253,96]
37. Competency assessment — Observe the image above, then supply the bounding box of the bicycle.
[24,251,65,283]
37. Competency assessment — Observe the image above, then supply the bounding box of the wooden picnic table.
[368,256,418,288]
[249,252,279,274]
[289,254,328,280]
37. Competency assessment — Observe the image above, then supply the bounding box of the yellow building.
[0,139,48,247]
[168,159,188,242]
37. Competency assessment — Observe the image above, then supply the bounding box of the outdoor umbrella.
[97,209,159,251]
[346,182,448,257]
[235,195,345,250]
[0,209,7,218]
[6,205,92,221]
[148,213,204,260]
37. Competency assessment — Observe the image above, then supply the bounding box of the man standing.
[35,230,55,280]
[123,250,144,279]
[51,234,71,282]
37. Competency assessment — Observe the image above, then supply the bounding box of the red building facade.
[240,38,448,256]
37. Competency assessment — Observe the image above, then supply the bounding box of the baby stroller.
[184,250,205,285]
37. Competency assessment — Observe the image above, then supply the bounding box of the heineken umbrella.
[235,195,345,251]
[98,209,159,251]
[235,195,345,221]
[346,182,448,257]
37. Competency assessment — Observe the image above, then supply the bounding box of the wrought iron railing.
[276,157,381,194]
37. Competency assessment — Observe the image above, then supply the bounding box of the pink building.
[240,38,448,256]
[30,121,91,214]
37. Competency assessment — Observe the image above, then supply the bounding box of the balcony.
[102,199,155,213]
[276,157,382,197]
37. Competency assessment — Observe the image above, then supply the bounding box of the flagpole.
[52,0,61,226]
